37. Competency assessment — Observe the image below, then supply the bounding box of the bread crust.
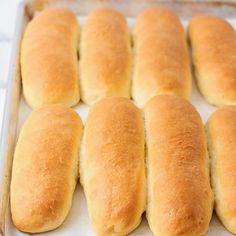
[144,95,213,236]
[10,105,83,233]
[80,8,132,105]
[132,7,191,107]
[189,15,236,106]
[206,106,236,233]
[21,8,80,108]
[80,97,145,235]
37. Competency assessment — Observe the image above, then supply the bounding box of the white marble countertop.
[0,0,21,134]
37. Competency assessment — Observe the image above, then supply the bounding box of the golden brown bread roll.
[80,97,145,235]
[206,106,236,233]
[144,95,213,236]
[10,105,83,233]
[80,8,132,105]
[132,7,191,107]
[21,8,80,108]
[188,15,236,106]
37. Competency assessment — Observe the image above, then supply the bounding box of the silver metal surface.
[27,0,236,18]
[0,2,28,235]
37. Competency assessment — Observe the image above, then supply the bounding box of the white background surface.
[0,0,21,135]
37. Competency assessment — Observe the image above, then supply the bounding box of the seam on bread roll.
[132,7,192,107]
[144,95,213,236]
[80,8,132,105]
[188,15,236,106]
[10,105,83,233]
[80,97,145,235]
[21,8,80,108]
[206,106,236,233]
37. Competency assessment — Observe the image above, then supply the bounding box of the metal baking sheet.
[1,1,236,235]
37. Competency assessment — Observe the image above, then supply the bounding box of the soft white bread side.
[10,105,83,233]
[188,15,236,106]
[21,8,80,108]
[206,106,236,234]
[144,95,213,236]
[132,7,191,107]
[80,8,132,105]
[80,97,145,235]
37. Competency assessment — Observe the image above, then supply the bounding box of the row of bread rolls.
[21,7,236,109]
[11,95,236,235]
